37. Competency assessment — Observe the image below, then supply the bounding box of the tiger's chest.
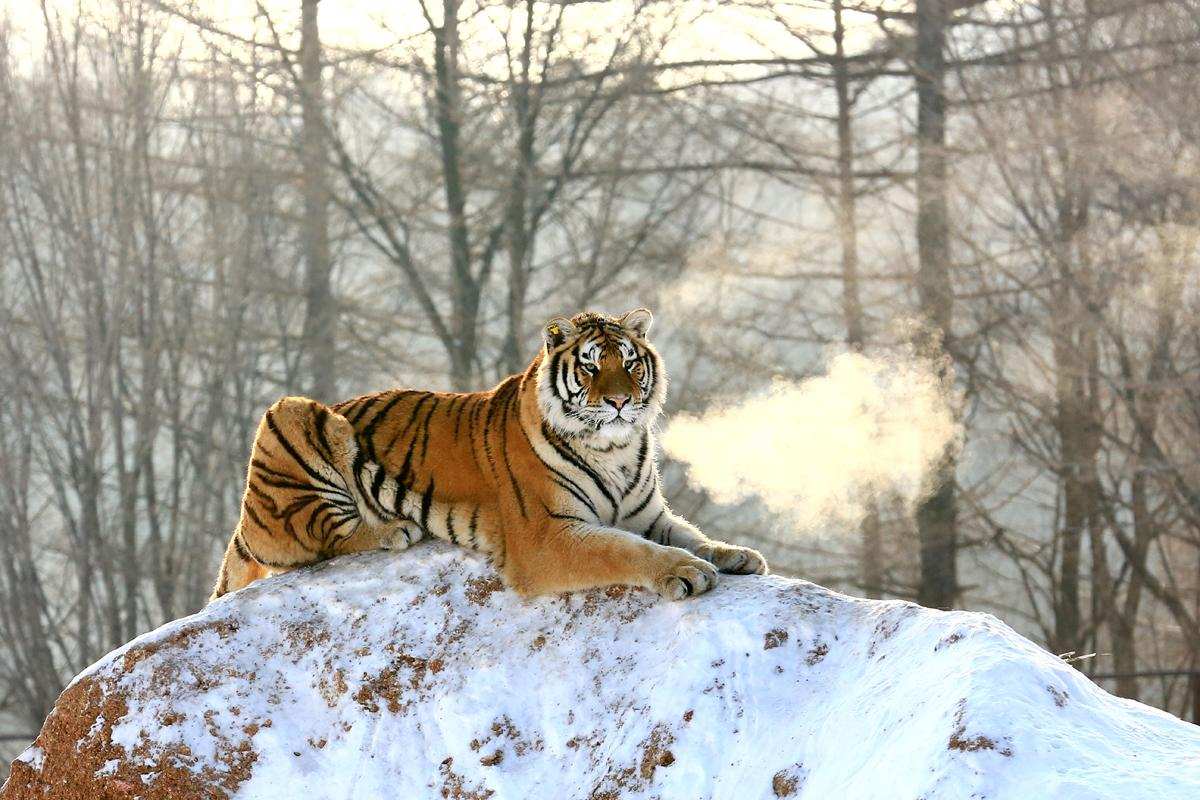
[545,433,652,526]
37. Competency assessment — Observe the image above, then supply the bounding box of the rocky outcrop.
[4,542,1198,799]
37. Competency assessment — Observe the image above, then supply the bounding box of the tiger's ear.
[542,316,577,350]
[619,308,653,338]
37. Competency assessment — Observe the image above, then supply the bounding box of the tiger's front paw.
[654,548,719,601]
[697,541,769,575]
[379,520,425,551]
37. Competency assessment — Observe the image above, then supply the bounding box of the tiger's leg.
[504,520,719,600]
[331,518,425,556]
[648,512,768,576]
[625,489,768,576]
[210,529,273,602]
[209,396,362,602]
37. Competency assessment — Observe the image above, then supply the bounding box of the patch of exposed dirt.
[637,724,676,781]
[772,762,807,797]
[764,629,789,650]
[947,700,1013,756]
[867,614,904,658]
[353,653,444,714]
[935,632,964,651]
[586,722,677,799]
[565,730,603,753]
[122,620,240,672]
[576,585,649,624]
[469,715,543,761]
[435,618,474,649]
[805,642,829,666]
[243,719,272,737]
[280,620,332,659]
[464,576,505,606]
[437,756,495,800]
[318,666,349,708]
[1,672,256,800]
[1046,685,1069,708]
[782,584,832,615]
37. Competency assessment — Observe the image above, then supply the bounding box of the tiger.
[210,308,767,603]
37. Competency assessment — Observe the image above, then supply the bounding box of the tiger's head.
[536,308,666,441]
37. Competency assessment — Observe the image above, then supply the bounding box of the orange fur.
[210,309,767,602]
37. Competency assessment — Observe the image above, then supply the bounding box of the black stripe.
[344,394,381,425]
[468,394,485,439]
[452,395,470,438]
[380,394,433,460]
[235,530,309,569]
[264,409,342,491]
[250,468,316,494]
[233,531,255,562]
[623,484,657,522]
[370,463,388,505]
[499,389,528,519]
[419,479,435,531]
[548,348,567,401]
[445,506,460,545]
[360,391,411,459]
[250,457,314,487]
[479,394,508,504]
[350,451,373,515]
[251,485,323,551]
[241,498,273,535]
[514,418,598,518]
[541,422,618,519]
[643,508,666,541]
[327,510,361,542]
[416,397,441,466]
[308,407,334,462]
[468,506,480,549]
[551,474,598,518]
[251,468,355,517]
[546,505,588,524]
[625,431,650,496]
[385,399,438,495]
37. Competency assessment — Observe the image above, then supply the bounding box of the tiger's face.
[537,308,666,441]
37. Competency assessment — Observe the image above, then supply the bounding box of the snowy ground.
[5,541,1200,800]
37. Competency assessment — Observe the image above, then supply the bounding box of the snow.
[11,749,41,772]
[25,542,1200,798]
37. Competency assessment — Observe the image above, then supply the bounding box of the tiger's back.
[331,377,543,557]
[211,370,543,600]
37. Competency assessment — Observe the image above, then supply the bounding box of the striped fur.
[210,308,767,603]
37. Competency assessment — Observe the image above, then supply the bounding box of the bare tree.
[299,0,335,400]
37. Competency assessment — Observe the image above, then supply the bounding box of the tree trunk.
[914,0,958,610]
[431,0,480,391]
[1112,266,1177,698]
[300,0,335,400]
[832,0,882,599]
[501,1,538,377]
[1050,308,1095,656]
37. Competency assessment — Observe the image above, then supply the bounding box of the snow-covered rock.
[3,542,1199,800]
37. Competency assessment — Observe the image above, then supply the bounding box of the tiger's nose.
[604,394,630,410]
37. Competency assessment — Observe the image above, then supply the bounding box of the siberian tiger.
[210,308,767,602]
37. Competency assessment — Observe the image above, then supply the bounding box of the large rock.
[3,542,1198,799]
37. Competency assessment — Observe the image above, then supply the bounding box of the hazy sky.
[3,0,892,67]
